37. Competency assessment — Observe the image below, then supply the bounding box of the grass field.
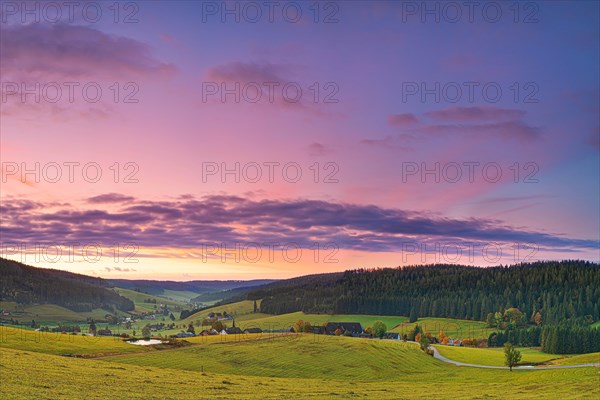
[0,301,117,323]
[2,299,490,339]
[390,317,495,339]
[3,299,598,399]
[0,326,148,356]
[552,352,600,366]
[3,345,597,400]
[1,326,599,399]
[102,334,446,380]
[179,300,407,331]
[161,290,204,303]
[179,300,261,326]
[433,345,562,366]
[231,311,407,332]
[113,288,189,312]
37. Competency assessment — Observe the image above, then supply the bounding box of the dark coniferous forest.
[0,258,134,312]
[254,261,600,324]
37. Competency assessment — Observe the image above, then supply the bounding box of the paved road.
[406,341,600,370]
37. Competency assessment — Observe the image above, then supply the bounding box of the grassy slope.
[390,317,495,339]
[180,300,407,330]
[433,345,560,366]
[160,289,203,302]
[3,347,597,400]
[113,288,188,312]
[233,311,407,331]
[0,326,147,356]
[103,335,445,380]
[179,300,260,325]
[2,327,599,399]
[552,352,600,365]
[0,301,115,323]
[184,301,489,338]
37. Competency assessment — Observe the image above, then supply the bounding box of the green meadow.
[2,298,598,399]
[390,317,496,339]
[0,301,119,323]
[0,326,148,356]
[1,331,599,399]
[161,289,205,303]
[112,288,189,313]
[101,334,445,380]
[433,345,564,366]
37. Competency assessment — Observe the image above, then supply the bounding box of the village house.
[383,332,400,340]
[324,322,363,336]
[208,312,233,321]
[175,332,195,338]
[221,327,243,335]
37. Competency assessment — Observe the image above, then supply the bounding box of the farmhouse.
[222,327,243,335]
[324,322,363,335]
[383,332,400,340]
[147,323,165,331]
[208,312,233,321]
[243,327,262,334]
[175,332,195,338]
[97,329,112,336]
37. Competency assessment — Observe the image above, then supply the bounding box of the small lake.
[127,339,164,346]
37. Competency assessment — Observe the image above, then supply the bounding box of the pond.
[127,339,164,346]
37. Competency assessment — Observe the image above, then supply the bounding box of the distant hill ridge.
[0,257,134,312]
[0,258,277,311]
[108,278,277,297]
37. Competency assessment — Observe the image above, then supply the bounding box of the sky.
[0,0,599,280]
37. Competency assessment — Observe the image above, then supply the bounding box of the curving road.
[405,341,600,370]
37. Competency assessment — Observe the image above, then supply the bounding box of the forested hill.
[0,258,134,312]
[252,261,600,324]
[109,278,277,296]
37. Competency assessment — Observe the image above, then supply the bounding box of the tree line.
[252,261,600,325]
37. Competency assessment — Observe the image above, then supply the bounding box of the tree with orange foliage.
[533,311,542,326]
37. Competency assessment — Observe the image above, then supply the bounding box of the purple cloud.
[87,193,136,204]
[425,107,526,122]
[1,195,596,257]
[308,142,332,156]
[1,23,174,81]
[387,113,419,126]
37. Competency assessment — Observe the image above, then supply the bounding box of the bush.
[462,338,478,347]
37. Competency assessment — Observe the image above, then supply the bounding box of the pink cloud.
[203,61,333,116]
[418,121,540,142]
[0,23,175,81]
[308,142,332,156]
[206,62,292,84]
[425,106,526,122]
[387,113,419,126]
